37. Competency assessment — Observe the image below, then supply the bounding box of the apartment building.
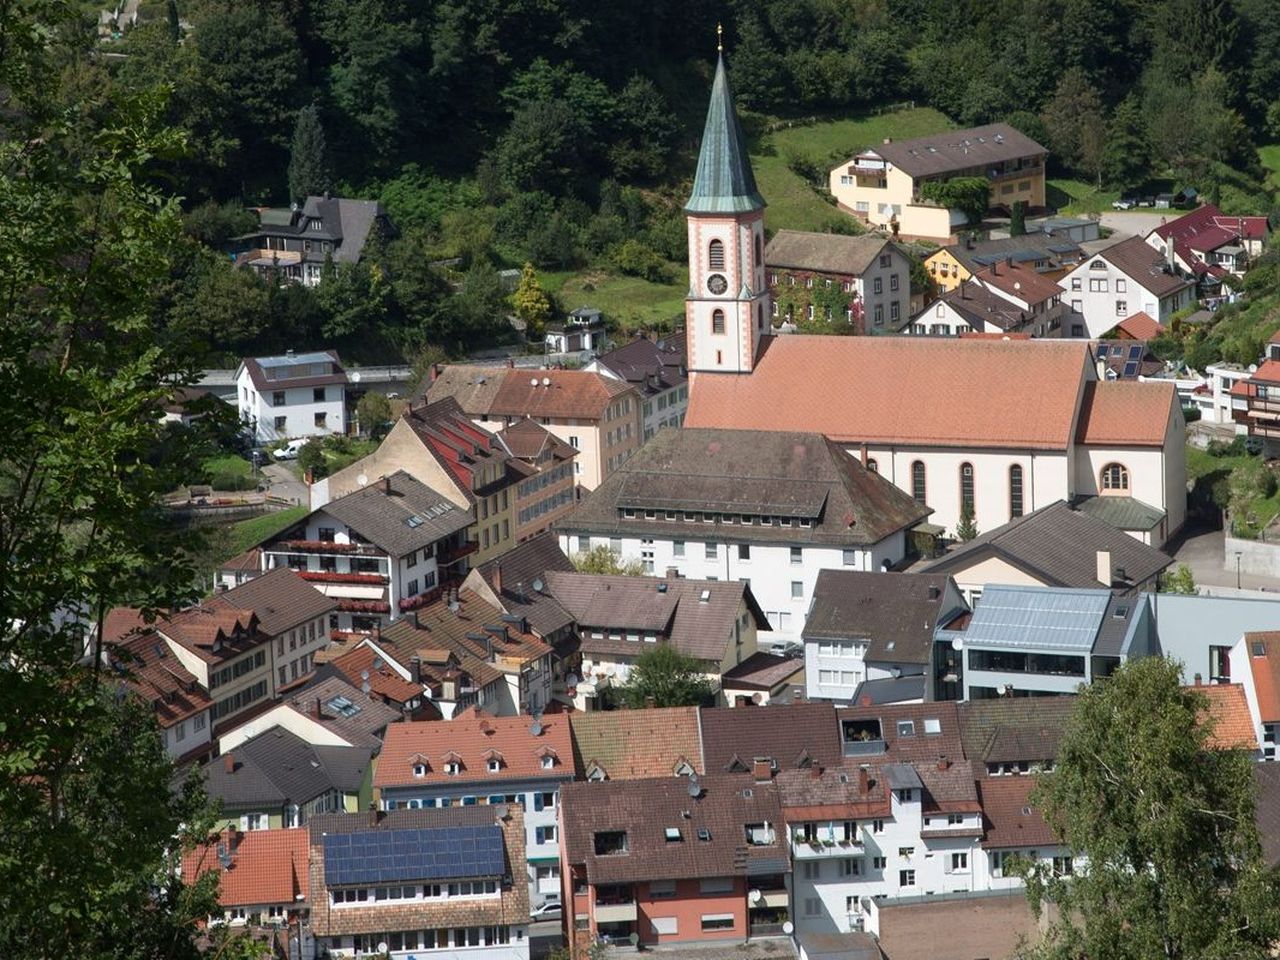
[235,350,349,444]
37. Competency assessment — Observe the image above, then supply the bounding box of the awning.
[316,584,386,600]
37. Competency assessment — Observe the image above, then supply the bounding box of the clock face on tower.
[706,273,728,295]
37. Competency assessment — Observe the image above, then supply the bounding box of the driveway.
[1096,211,1171,240]
[1171,519,1280,593]
[260,462,309,507]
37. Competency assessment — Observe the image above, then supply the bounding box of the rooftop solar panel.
[323,825,505,887]
[1123,361,1139,377]
[1128,345,1142,359]
[1096,344,1110,357]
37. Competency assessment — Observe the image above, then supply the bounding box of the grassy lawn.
[201,454,253,479]
[225,505,307,559]
[1186,443,1280,538]
[1257,144,1280,199]
[1046,178,1119,216]
[547,266,690,332]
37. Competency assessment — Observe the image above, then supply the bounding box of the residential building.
[307,806,530,960]
[378,587,555,718]
[568,706,705,781]
[699,701,845,775]
[203,726,373,830]
[587,332,689,441]
[763,230,912,334]
[558,773,789,952]
[494,419,579,541]
[1059,237,1195,339]
[924,232,1083,293]
[966,259,1066,334]
[314,398,522,565]
[721,652,805,707]
[427,366,642,491]
[923,500,1173,602]
[1145,203,1269,282]
[235,350,349,445]
[1233,631,1280,760]
[323,641,431,718]
[539,570,770,707]
[555,428,930,643]
[685,337,1187,543]
[828,124,1048,242]
[232,195,392,287]
[546,307,608,354]
[1230,359,1280,453]
[255,471,474,635]
[1194,362,1252,426]
[1141,592,1280,688]
[1093,340,1163,381]
[220,675,403,754]
[801,571,967,704]
[374,709,573,908]
[182,827,310,931]
[907,276,1055,338]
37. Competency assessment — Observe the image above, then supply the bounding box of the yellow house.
[829,123,1048,242]
[925,232,1085,292]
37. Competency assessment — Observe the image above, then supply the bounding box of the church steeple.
[683,35,770,377]
[685,52,766,215]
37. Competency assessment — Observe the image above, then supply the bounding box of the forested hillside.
[96,0,1280,363]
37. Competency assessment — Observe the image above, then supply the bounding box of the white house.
[555,428,931,643]
[1059,237,1195,339]
[236,350,349,445]
[585,332,689,441]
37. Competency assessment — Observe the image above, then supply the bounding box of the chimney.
[369,800,382,827]
[314,696,322,719]
[991,260,998,276]
[227,823,240,851]
[1194,673,1203,686]
[1166,241,1176,274]
[1005,255,1014,269]
[666,567,680,580]
[1096,550,1112,586]
[937,755,950,771]
[810,763,824,780]
[411,610,420,629]
[484,635,494,661]
[381,475,391,494]
[859,442,869,466]
[752,759,774,782]
[927,585,940,600]
[410,655,422,684]
[492,562,503,597]
[860,694,872,707]
[858,766,870,793]
[430,362,441,382]
[644,696,656,709]
[223,752,235,774]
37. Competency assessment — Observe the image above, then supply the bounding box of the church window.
[709,239,725,270]
[1101,463,1129,492]
[1009,465,1024,519]
[754,233,762,268]
[911,461,926,503]
[960,463,975,513]
[712,309,726,334]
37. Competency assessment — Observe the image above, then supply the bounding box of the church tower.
[684,34,769,375]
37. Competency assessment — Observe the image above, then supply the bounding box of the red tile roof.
[686,337,1092,450]
[1248,360,1280,387]
[374,707,573,789]
[111,629,213,728]
[957,331,1033,340]
[1245,633,1280,724]
[431,367,636,422]
[1074,380,1176,447]
[977,777,1058,849]
[568,706,705,779]
[1195,682,1258,750]
[1113,311,1164,341]
[328,642,422,706]
[974,260,1064,306]
[183,828,309,907]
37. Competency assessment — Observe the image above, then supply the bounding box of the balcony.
[757,889,788,908]
[791,836,862,858]
[271,539,383,557]
[594,901,637,923]
[298,571,388,586]
[439,540,479,566]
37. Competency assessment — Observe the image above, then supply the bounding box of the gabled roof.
[568,706,705,780]
[1195,683,1257,750]
[110,628,212,729]
[183,828,309,907]
[238,350,347,392]
[423,365,509,414]
[775,761,891,821]
[472,533,575,637]
[560,774,786,884]
[558,427,931,547]
[400,397,516,502]
[543,571,769,664]
[1074,380,1176,447]
[852,123,1046,179]
[592,333,688,396]
[924,500,1172,590]
[972,259,1064,307]
[765,230,898,276]
[374,708,573,789]
[1087,236,1193,298]
[942,231,1083,275]
[721,652,804,692]
[803,570,962,665]
[699,702,843,773]
[930,281,1034,332]
[207,567,337,636]
[155,605,264,665]
[1245,631,1280,724]
[285,675,403,748]
[837,701,967,765]
[204,727,373,809]
[494,418,578,464]
[686,336,1092,450]
[957,698,1077,771]
[1255,763,1280,868]
[977,777,1058,849]
[488,368,634,421]
[327,643,422,706]
[312,471,471,557]
[685,54,765,214]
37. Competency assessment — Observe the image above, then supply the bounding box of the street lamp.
[1236,551,1243,590]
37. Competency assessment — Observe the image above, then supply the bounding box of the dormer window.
[413,763,427,778]
[444,762,461,776]
[488,759,502,773]
[541,755,555,770]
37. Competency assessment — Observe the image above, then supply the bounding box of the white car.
[530,900,562,921]
[769,640,804,659]
[271,438,308,461]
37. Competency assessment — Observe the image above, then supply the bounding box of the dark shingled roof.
[957,698,1078,771]
[557,428,931,547]
[1092,236,1194,298]
[560,774,786,884]
[765,230,901,276]
[837,701,967,766]
[591,333,688,397]
[929,281,1035,333]
[686,54,765,214]
[473,533,576,637]
[923,500,1172,592]
[314,470,472,557]
[803,570,963,665]
[1255,763,1280,868]
[204,727,372,810]
[857,123,1046,179]
[207,566,336,637]
[721,652,804,691]
[945,231,1083,276]
[700,702,843,773]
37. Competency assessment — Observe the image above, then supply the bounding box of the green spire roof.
[685,54,765,214]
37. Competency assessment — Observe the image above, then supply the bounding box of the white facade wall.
[1061,258,1194,339]
[1228,635,1273,761]
[805,639,870,702]
[858,248,912,333]
[323,926,529,960]
[557,532,903,643]
[236,370,346,444]
[639,384,688,440]
[1205,364,1252,427]
[161,711,212,760]
[907,299,980,336]
[686,212,770,374]
[380,779,566,908]
[1073,444,1179,547]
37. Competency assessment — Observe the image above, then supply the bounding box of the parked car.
[768,640,804,659]
[530,900,562,921]
[1112,196,1138,210]
[271,438,308,461]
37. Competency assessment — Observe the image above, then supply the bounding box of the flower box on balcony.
[299,571,387,585]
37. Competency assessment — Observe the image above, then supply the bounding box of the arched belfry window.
[709,239,725,270]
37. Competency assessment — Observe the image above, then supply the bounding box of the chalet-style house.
[232,195,392,287]
[828,124,1048,241]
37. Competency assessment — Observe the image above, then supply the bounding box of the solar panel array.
[324,825,505,887]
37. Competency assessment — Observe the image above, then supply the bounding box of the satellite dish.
[530,377,539,387]
[360,670,370,681]
[350,371,362,383]
[362,681,372,694]
[542,377,551,386]
[952,638,964,651]
[357,473,368,487]
[448,599,460,613]
[628,933,640,947]
[749,889,762,903]
[529,720,543,736]
[782,921,794,935]
[999,683,1011,695]
[531,578,544,593]
[376,943,387,955]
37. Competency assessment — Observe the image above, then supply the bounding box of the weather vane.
[717,22,723,53]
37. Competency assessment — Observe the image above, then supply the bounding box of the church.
[680,50,1186,547]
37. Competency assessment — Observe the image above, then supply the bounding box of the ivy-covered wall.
[770,270,863,335]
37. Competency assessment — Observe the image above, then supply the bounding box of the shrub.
[208,471,256,492]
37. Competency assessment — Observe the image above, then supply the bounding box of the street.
[1171,519,1280,593]
[260,461,309,507]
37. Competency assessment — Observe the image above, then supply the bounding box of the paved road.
[1096,211,1171,240]
[260,462,309,507]
[1171,519,1280,593]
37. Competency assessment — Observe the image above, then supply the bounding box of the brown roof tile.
[568,706,705,780]
[974,260,1063,306]
[1094,236,1193,298]
[765,230,900,276]
[775,762,891,820]
[700,702,843,773]
[1245,632,1280,724]
[686,337,1092,450]
[1074,380,1176,447]
[207,567,337,637]
[1195,682,1258,750]
[327,643,422,706]
[857,123,1046,179]
[721,652,804,691]
[977,777,1058,849]
[804,570,962,665]
[111,629,213,728]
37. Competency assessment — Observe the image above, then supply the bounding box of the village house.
[307,806,530,960]
[1059,236,1195,339]
[492,419,579,541]
[924,231,1083,293]
[720,652,805,707]
[235,350,349,445]
[219,676,402,755]
[585,333,689,441]
[538,570,770,708]
[1229,357,1280,454]
[909,257,1066,337]
[182,826,310,932]
[558,772,789,953]
[763,230,912,334]
[374,709,573,909]
[426,366,642,491]
[313,398,521,565]
[568,706,705,781]
[828,124,1048,242]
[232,195,392,287]
[555,428,931,643]
[1144,204,1269,298]
[254,472,474,636]
[546,307,608,355]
